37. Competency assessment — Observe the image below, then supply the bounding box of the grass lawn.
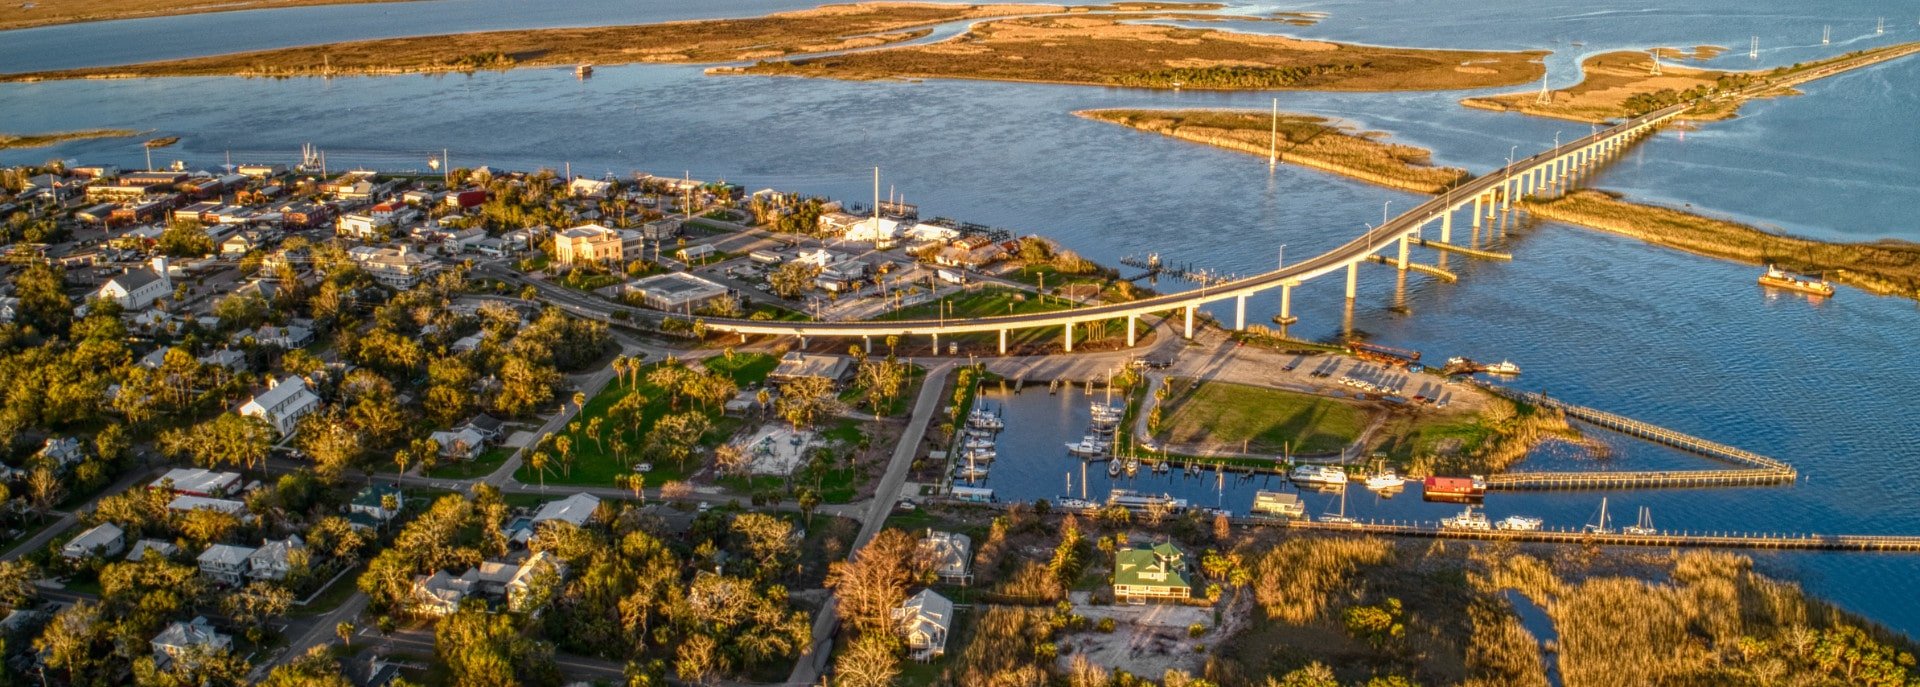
[425,446,514,479]
[875,286,1065,321]
[291,562,367,616]
[1156,378,1367,455]
[513,361,749,487]
[1001,263,1111,291]
[702,352,779,386]
[840,363,926,418]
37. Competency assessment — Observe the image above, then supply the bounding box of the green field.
[512,355,778,487]
[874,287,1139,352]
[1155,378,1366,455]
[425,445,514,479]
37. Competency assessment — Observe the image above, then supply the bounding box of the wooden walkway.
[1468,385,1799,490]
[1366,254,1459,281]
[1415,238,1513,261]
[1242,518,1920,552]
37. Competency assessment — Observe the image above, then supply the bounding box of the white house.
[153,468,243,497]
[62,523,125,560]
[626,272,729,312]
[895,589,953,661]
[95,258,173,310]
[197,544,256,585]
[126,539,179,562]
[247,535,305,581]
[514,493,600,543]
[844,217,903,243]
[410,551,568,616]
[238,375,322,436]
[428,426,489,461]
[151,617,232,665]
[919,531,973,585]
[335,213,390,240]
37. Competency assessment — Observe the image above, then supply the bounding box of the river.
[3,0,1918,636]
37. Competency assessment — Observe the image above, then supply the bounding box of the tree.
[826,529,926,633]
[647,412,711,473]
[856,357,909,417]
[1269,662,1338,687]
[797,488,821,527]
[731,513,796,581]
[774,376,839,431]
[0,560,39,610]
[223,582,295,643]
[162,412,275,476]
[768,262,821,299]
[436,605,558,687]
[25,466,62,519]
[158,218,215,256]
[833,633,902,687]
[713,443,748,477]
[35,600,106,685]
[262,645,355,687]
[12,261,70,334]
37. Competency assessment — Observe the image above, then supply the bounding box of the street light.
[1382,201,1392,227]
[1507,145,1519,170]
[1277,243,1287,270]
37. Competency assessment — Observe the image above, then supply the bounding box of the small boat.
[1623,506,1657,536]
[1107,461,1123,477]
[961,449,996,463]
[1442,506,1492,531]
[1321,482,1359,524]
[1495,515,1543,531]
[967,410,1004,430]
[1107,489,1187,511]
[1364,469,1406,491]
[1757,264,1835,297]
[1055,498,1098,512]
[963,436,996,450]
[1484,360,1521,375]
[1289,464,1348,486]
[1065,436,1109,457]
[953,464,989,480]
[1090,402,1123,424]
[575,64,593,78]
[1583,497,1614,534]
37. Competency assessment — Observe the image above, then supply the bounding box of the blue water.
[3,0,1917,635]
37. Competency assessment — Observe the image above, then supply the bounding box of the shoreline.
[0,0,425,33]
[1522,190,1920,301]
[1463,41,1920,124]
[0,128,142,150]
[1074,108,1468,194]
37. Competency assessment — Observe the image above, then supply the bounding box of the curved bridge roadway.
[530,103,1692,350]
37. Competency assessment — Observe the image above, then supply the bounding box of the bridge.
[523,103,1696,353]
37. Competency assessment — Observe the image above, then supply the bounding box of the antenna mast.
[1268,98,1278,169]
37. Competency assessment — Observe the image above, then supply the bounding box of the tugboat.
[1364,469,1407,491]
[1442,506,1492,531]
[1758,264,1835,297]
[1289,464,1348,486]
[1495,515,1544,531]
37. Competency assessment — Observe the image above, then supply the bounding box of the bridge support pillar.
[932,333,939,354]
[1345,262,1359,300]
[800,336,809,349]
[740,333,748,344]
[1441,208,1453,243]
[1280,283,1294,323]
[999,329,1008,355]
[1501,182,1513,210]
[1063,323,1074,352]
[1183,305,1194,339]
[1472,194,1483,229]
[1126,315,1137,347]
[1396,234,1410,270]
[1234,294,1247,331]
[863,336,872,354]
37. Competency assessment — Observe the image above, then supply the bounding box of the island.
[0,3,1226,82]
[1462,42,1920,123]
[1077,108,1469,193]
[736,14,1547,91]
[0,129,140,150]
[0,0,435,32]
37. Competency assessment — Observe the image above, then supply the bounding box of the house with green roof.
[1113,541,1194,603]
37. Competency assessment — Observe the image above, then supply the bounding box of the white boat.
[1289,464,1348,486]
[1055,498,1098,512]
[1623,506,1657,536]
[963,436,996,450]
[1364,469,1406,491]
[1107,489,1187,511]
[1484,360,1521,375]
[1495,515,1543,531]
[953,464,990,480]
[1107,461,1122,477]
[967,410,1004,430]
[961,449,996,463]
[1442,506,1491,531]
[1065,436,1109,457]
[1583,497,1614,534]
[1320,482,1359,524]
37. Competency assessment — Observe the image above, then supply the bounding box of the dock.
[1240,518,1920,552]
[1366,254,1458,281]
[1414,237,1513,261]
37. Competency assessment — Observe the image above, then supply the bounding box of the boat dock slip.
[1487,468,1794,490]
[1239,518,1920,552]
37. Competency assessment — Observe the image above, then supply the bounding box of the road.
[1,464,160,562]
[785,363,952,687]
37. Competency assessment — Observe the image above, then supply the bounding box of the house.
[335,213,390,240]
[220,233,256,258]
[247,535,305,581]
[512,493,600,544]
[816,211,866,237]
[95,258,173,310]
[428,426,489,461]
[844,217,904,243]
[197,544,257,585]
[150,617,232,665]
[347,245,442,289]
[638,218,681,241]
[126,539,180,563]
[569,177,614,198]
[411,551,568,616]
[625,272,729,312]
[251,323,314,348]
[906,223,960,242]
[676,243,716,263]
[918,531,973,585]
[198,348,247,371]
[38,436,87,470]
[349,484,405,529]
[1113,542,1194,603]
[768,352,851,387]
[552,223,642,266]
[153,468,242,497]
[62,523,125,560]
[894,589,953,661]
[238,375,322,435]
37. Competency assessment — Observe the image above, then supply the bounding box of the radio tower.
[1535,79,1551,105]
[1648,50,1662,75]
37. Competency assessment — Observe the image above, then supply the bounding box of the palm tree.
[530,451,550,487]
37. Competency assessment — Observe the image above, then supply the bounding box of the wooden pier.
[1414,238,1514,261]
[1367,254,1458,282]
[1238,518,1920,552]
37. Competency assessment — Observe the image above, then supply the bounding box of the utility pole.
[871,167,880,229]
[1268,98,1279,169]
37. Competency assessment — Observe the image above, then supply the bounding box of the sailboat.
[1321,481,1359,525]
[1583,497,1614,534]
[1623,506,1657,536]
